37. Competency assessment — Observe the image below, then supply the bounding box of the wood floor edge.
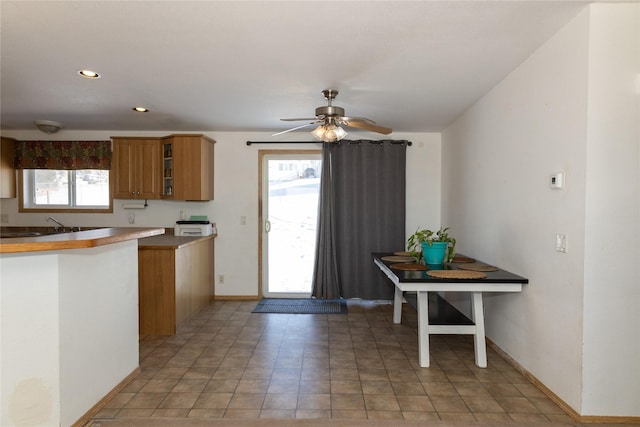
[72,366,141,427]
[486,339,640,424]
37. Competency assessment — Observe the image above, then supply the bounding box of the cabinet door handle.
[265,220,271,233]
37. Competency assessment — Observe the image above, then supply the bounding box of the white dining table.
[373,254,528,368]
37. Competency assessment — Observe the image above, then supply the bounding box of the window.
[20,169,112,212]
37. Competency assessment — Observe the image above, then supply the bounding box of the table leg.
[393,286,403,324]
[471,291,487,368]
[417,291,430,367]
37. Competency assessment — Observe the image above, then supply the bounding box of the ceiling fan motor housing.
[315,105,345,118]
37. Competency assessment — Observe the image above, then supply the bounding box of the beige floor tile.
[262,393,298,410]
[297,393,331,410]
[396,395,435,412]
[453,381,491,397]
[158,392,200,409]
[366,410,404,420]
[361,380,394,395]
[123,392,167,409]
[171,379,208,393]
[429,395,470,412]
[358,369,389,382]
[422,381,459,396]
[96,300,573,426]
[186,408,225,418]
[103,392,135,409]
[474,412,514,422]
[330,394,365,410]
[496,396,542,413]
[182,367,215,380]
[330,380,362,394]
[509,412,551,423]
[391,381,426,396]
[223,409,261,418]
[227,393,266,409]
[296,409,332,418]
[331,409,368,419]
[152,408,190,417]
[299,379,331,394]
[437,411,477,422]
[259,409,296,419]
[461,395,505,413]
[115,408,155,417]
[139,379,178,393]
[402,411,441,421]
[364,394,401,411]
[193,392,233,409]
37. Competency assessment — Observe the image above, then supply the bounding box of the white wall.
[0,130,440,297]
[1,240,140,426]
[442,4,639,417]
[582,3,640,416]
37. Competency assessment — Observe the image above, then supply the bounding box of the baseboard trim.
[71,366,141,427]
[214,295,261,301]
[486,339,640,424]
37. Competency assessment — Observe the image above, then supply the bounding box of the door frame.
[258,149,322,298]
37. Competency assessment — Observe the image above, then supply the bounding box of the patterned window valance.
[14,140,112,170]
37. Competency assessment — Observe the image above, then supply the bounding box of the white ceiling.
[1,1,590,136]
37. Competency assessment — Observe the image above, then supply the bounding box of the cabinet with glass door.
[162,141,174,198]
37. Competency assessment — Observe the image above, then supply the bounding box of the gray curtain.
[312,140,407,300]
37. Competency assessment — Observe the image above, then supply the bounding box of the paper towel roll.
[122,203,145,209]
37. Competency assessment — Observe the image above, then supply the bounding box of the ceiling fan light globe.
[311,125,327,141]
[312,123,347,142]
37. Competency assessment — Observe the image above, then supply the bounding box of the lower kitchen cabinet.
[138,234,215,335]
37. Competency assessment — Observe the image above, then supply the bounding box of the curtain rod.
[246,140,412,146]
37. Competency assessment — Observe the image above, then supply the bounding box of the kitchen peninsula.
[1,227,164,427]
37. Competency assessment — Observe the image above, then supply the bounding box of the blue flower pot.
[421,241,449,265]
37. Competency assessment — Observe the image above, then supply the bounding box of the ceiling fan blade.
[280,117,318,122]
[342,118,392,135]
[272,122,317,137]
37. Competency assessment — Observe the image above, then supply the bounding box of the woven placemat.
[390,263,430,271]
[427,270,487,279]
[457,263,499,272]
[451,255,476,263]
[381,255,415,263]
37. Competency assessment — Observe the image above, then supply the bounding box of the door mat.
[252,298,347,314]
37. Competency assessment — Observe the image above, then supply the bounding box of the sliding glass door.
[259,151,322,298]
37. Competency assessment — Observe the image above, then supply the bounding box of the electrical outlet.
[0,213,8,224]
[179,209,187,220]
[219,275,224,284]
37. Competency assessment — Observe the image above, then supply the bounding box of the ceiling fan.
[274,89,392,142]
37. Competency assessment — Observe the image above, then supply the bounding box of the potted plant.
[407,226,456,264]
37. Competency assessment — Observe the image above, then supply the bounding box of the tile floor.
[94,299,574,423]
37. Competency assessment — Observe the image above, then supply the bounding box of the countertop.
[138,232,216,249]
[0,227,165,254]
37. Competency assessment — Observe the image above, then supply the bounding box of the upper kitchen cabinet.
[112,137,162,200]
[0,137,17,198]
[160,134,215,201]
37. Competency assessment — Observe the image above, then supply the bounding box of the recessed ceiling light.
[132,107,149,112]
[78,69,101,79]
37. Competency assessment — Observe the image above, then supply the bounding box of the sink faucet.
[46,216,65,231]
